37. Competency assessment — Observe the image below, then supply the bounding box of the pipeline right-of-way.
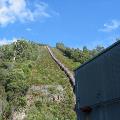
[46,46,75,92]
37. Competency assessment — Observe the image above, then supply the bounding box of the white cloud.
[99,20,120,32]
[26,28,32,31]
[0,0,51,26]
[0,37,17,45]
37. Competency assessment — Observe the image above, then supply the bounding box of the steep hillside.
[52,48,80,72]
[54,43,104,72]
[0,85,8,120]
[0,40,76,120]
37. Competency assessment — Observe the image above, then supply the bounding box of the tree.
[116,38,120,42]
[83,46,88,52]
[56,43,65,52]
[96,45,104,53]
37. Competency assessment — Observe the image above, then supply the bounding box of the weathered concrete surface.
[28,85,65,103]
[11,85,65,120]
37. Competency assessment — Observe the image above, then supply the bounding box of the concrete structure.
[75,41,120,120]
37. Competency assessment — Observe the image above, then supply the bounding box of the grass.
[28,46,70,85]
[0,41,76,120]
[25,46,76,120]
[52,48,80,72]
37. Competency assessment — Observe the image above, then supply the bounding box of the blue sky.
[0,0,120,49]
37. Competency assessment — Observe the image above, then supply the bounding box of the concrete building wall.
[75,41,120,120]
[77,102,120,120]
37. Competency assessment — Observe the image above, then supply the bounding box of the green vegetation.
[0,40,105,120]
[52,48,80,71]
[55,43,104,70]
[0,40,76,120]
